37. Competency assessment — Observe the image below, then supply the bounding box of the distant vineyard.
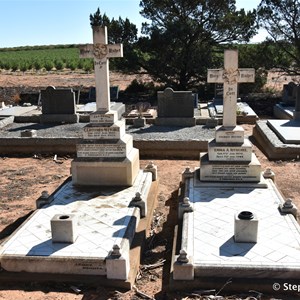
[0,45,94,72]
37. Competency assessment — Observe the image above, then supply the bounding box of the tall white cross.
[207,50,255,127]
[79,26,123,113]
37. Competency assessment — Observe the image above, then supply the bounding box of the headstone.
[282,82,297,105]
[156,88,195,126]
[40,86,79,123]
[71,26,140,186]
[200,49,263,183]
[273,82,298,119]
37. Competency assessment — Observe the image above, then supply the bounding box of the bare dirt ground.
[0,73,299,299]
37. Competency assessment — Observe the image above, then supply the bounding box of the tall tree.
[138,0,257,90]
[258,0,300,75]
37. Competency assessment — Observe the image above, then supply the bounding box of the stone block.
[41,86,76,115]
[90,110,118,125]
[215,125,244,143]
[106,254,129,280]
[234,211,258,243]
[155,117,196,127]
[76,134,133,158]
[200,153,262,182]
[133,117,146,128]
[40,114,79,124]
[21,129,37,138]
[83,120,125,140]
[71,148,140,186]
[51,214,78,243]
[157,87,194,118]
[208,138,252,162]
[173,250,194,280]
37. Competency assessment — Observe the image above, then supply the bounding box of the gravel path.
[0,122,216,141]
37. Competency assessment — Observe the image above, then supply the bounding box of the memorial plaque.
[215,125,244,143]
[83,122,125,139]
[200,154,261,182]
[77,143,128,158]
[208,139,252,162]
[90,111,117,124]
[77,135,133,158]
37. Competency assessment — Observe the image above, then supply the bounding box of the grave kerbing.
[171,50,300,291]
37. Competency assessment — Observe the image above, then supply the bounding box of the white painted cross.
[207,49,255,127]
[79,26,123,113]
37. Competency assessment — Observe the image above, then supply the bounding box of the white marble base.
[90,110,118,125]
[200,153,262,182]
[71,148,140,186]
[83,120,125,140]
[173,172,300,281]
[76,134,133,158]
[215,125,244,143]
[208,138,252,162]
[0,170,152,279]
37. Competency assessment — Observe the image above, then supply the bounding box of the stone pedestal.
[71,110,139,186]
[200,125,262,183]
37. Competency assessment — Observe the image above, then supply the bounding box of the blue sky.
[0,0,266,48]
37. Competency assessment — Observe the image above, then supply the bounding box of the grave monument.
[71,26,139,186]
[267,84,300,144]
[253,84,300,159]
[0,26,156,287]
[172,50,300,293]
[155,87,196,126]
[40,86,79,123]
[273,82,298,119]
[201,49,262,183]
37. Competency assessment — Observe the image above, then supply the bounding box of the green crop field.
[0,45,93,72]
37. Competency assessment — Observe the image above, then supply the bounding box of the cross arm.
[79,44,123,59]
[207,69,224,83]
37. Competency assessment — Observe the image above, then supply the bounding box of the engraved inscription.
[77,144,127,157]
[83,127,121,139]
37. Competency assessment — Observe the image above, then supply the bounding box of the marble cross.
[79,26,123,113]
[207,50,255,127]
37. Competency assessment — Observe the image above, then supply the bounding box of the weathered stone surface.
[208,138,252,162]
[200,153,262,182]
[157,88,194,118]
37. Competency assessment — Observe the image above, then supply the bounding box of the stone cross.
[207,50,255,127]
[79,26,123,113]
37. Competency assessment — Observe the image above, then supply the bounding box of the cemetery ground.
[0,144,300,300]
[0,72,299,299]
